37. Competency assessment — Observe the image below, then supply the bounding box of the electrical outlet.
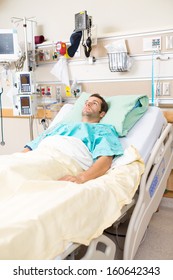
[56,85,61,95]
[154,82,162,96]
[56,85,62,102]
[162,82,170,96]
[166,36,173,49]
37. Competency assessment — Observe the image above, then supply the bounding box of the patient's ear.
[100,111,106,119]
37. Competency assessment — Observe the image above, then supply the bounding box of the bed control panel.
[149,159,165,197]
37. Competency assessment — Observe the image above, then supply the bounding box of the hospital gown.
[25,122,123,160]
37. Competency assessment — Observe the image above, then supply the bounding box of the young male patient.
[23,94,123,183]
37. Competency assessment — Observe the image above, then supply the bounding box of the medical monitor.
[16,71,35,94]
[13,94,37,116]
[19,72,31,93]
[0,29,21,62]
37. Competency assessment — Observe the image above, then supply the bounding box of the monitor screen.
[20,73,30,85]
[20,96,30,107]
[19,72,31,93]
[0,29,21,62]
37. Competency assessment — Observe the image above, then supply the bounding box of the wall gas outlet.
[46,86,52,96]
[71,84,82,97]
[162,82,170,96]
[41,86,46,96]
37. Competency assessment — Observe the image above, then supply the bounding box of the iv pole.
[11,16,36,140]
[11,16,37,71]
[23,17,33,140]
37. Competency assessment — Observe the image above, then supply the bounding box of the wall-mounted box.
[143,37,161,51]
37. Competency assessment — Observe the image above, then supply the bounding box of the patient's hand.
[21,147,31,153]
[58,174,85,184]
[58,156,113,184]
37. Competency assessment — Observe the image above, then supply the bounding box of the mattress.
[120,106,166,163]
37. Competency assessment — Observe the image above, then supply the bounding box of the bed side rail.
[123,123,173,259]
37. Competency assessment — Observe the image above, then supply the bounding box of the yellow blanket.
[0,145,144,259]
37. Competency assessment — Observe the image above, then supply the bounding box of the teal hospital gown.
[25,122,123,160]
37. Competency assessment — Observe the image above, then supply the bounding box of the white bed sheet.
[120,106,166,163]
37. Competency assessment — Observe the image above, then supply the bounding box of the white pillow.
[49,103,73,128]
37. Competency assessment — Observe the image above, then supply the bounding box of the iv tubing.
[151,52,155,106]
[0,88,5,146]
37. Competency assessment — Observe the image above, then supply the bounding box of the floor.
[105,194,173,260]
[134,197,173,259]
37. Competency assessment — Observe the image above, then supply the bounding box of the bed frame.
[59,121,173,260]
[123,122,173,259]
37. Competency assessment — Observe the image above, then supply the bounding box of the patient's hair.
[90,93,108,113]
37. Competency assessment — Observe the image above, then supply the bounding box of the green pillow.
[62,92,149,136]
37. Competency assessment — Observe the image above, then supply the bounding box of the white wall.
[0,0,173,41]
[0,0,173,154]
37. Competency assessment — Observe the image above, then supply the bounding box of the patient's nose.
[86,101,92,107]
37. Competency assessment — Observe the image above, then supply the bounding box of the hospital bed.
[0,95,172,260]
[53,102,173,260]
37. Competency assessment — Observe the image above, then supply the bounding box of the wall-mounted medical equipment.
[15,71,35,94]
[13,71,37,116]
[143,37,161,52]
[13,94,37,116]
[70,79,82,97]
[75,11,92,32]
[56,41,67,56]
[0,29,21,62]
[74,11,93,58]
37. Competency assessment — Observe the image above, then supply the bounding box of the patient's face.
[82,96,104,121]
